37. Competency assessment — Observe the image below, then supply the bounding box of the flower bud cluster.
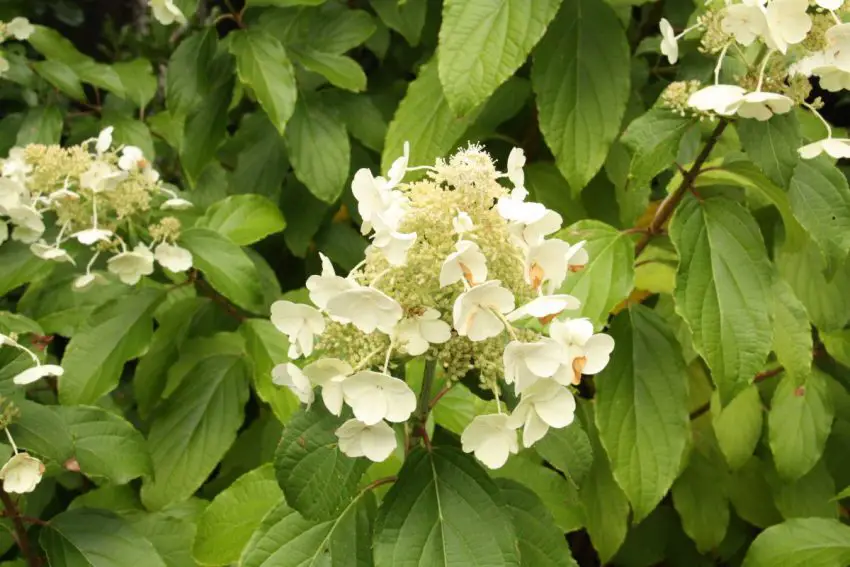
[0,127,195,289]
[657,0,850,159]
[269,144,615,469]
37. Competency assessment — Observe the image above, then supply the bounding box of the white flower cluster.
[0,17,34,77]
[0,127,194,289]
[659,0,850,158]
[270,144,615,469]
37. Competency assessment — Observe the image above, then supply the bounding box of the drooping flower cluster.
[0,127,194,289]
[270,144,614,469]
[657,0,850,158]
[0,17,34,77]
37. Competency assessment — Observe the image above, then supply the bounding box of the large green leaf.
[180,228,266,314]
[671,425,730,552]
[240,319,300,424]
[239,493,377,567]
[133,297,213,418]
[776,233,850,332]
[437,0,562,115]
[113,58,158,109]
[8,400,74,463]
[59,288,163,405]
[531,0,630,191]
[620,109,694,196]
[769,460,838,520]
[669,196,773,403]
[595,305,689,522]
[16,106,64,146]
[198,194,286,245]
[141,353,250,510]
[39,509,167,567]
[193,464,282,565]
[167,29,217,114]
[32,60,86,101]
[289,48,367,92]
[181,77,233,185]
[274,406,371,521]
[737,114,801,187]
[711,385,763,470]
[284,95,350,204]
[381,59,482,172]
[126,512,198,567]
[370,0,427,46]
[557,220,635,330]
[231,29,297,135]
[788,158,850,258]
[495,479,579,567]
[58,406,151,484]
[491,453,584,533]
[769,370,834,481]
[534,421,593,488]
[373,447,519,566]
[0,241,54,296]
[772,278,812,380]
[742,518,850,567]
[577,404,629,563]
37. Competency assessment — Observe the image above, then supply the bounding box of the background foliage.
[2,0,850,565]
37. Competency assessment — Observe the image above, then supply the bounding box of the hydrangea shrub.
[0,0,849,565]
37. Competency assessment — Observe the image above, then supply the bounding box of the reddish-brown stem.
[363,476,397,492]
[754,365,784,383]
[429,385,451,409]
[0,490,41,567]
[634,119,728,257]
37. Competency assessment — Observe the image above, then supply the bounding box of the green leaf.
[284,94,350,204]
[711,385,764,470]
[728,457,783,529]
[240,319,300,424]
[231,29,297,135]
[772,278,812,379]
[225,112,289,200]
[769,460,838,520]
[769,370,834,481]
[532,0,630,190]
[32,60,86,101]
[495,479,579,567]
[198,194,286,245]
[58,405,152,484]
[133,297,213,418]
[534,419,593,488]
[370,0,427,46]
[432,382,498,436]
[0,312,42,336]
[776,233,850,332]
[180,228,266,313]
[788,158,850,257]
[40,509,167,567]
[671,427,730,553]
[823,330,850,368]
[105,113,155,161]
[578,404,629,563]
[437,0,562,115]
[0,242,54,296]
[737,114,801,187]
[193,464,283,565]
[695,161,806,253]
[557,220,635,330]
[741,518,850,567]
[167,29,217,114]
[620,109,694,194]
[126,512,199,567]
[162,332,246,398]
[8,400,74,463]
[491,453,584,533]
[274,406,370,521]
[16,106,63,146]
[594,305,689,522]
[290,48,367,92]
[141,353,250,510]
[238,494,376,567]
[113,59,158,109]
[669,196,774,403]
[381,59,482,172]
[525,163,588,225]
[59,288,164,405]
[181,77,233,185]
[373,447,519,566]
